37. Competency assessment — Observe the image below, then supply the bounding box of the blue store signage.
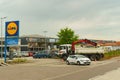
[5,21,19,45]
[6,38,19,45]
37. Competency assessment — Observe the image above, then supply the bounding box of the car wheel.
[90,55,96,61]
[77,61,80,65]
[66,60,70,65]
[87,63,90,65]
[63,55,67,61]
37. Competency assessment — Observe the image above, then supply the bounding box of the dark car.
[33,50,51,58]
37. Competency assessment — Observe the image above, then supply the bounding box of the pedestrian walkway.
[89,67,120,80]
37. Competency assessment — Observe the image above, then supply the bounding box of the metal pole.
[0,18,2,63]
[4,35,7,63]
[0,17,6,63]
[43,31,47,50]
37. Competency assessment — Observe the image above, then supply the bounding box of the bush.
[103,50,120,60]
[7,58,28,64]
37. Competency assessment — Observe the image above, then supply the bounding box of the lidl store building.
[0,35,58,53]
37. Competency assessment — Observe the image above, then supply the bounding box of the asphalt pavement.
[0,57,120,80]
[89,67,120,80]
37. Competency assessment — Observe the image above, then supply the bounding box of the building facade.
[0,34,58,52]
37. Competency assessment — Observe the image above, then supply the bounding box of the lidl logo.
[6,21,19,36]
[7,22,18,35]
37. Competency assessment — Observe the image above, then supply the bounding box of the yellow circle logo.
[7,22,18,35]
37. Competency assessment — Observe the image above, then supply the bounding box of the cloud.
[0,0,120,40]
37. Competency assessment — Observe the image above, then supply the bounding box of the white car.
[66,55,91,65]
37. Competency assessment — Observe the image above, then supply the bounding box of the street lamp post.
[43,31,47,50]
[0,17,7,63]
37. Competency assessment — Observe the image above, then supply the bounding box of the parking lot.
[0,57,120,80]
[4,56,117,67]
[1,56,119,68]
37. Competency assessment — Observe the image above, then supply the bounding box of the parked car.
[49,50,59,58]
[13,52,22,58]
[21,51,29,57]
[66,55,91,65]
[28,51,36,57]
[33,50,51,58]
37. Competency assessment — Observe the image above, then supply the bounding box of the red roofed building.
[100,41,120,51]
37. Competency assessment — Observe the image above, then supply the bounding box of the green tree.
[57,27,79,44]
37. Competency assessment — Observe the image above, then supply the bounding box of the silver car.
[66,55,91,65]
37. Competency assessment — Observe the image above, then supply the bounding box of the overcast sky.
[0,0,120,41]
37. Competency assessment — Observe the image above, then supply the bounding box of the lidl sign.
[5,21,19,45]
[6,21,19,36]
